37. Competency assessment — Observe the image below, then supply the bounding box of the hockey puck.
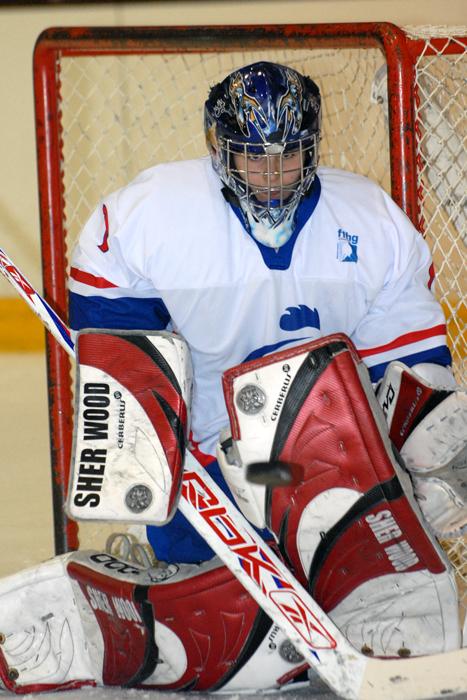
[246,460,296,486]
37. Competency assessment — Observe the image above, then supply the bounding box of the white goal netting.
[58,47,391,247]
[406,28,466,630]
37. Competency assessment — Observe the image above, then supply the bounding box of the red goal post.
[33,24,465,630]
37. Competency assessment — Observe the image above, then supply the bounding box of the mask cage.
[219,132,320,226]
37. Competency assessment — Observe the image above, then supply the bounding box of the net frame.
[33,22,465,584]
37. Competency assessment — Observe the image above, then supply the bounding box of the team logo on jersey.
[280,305,320,331]
[244,306,320,362]
[337,228,358,262]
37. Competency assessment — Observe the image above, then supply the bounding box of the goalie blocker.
[217,335,462,656]
[68,330,192,524]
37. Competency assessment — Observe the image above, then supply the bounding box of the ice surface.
[8,684,467,700]
[11,689,336,700]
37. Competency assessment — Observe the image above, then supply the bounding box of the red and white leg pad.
[0,551,307,694]
[219,335,461,657]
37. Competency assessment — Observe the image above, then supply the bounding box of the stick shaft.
[0,248,74,355]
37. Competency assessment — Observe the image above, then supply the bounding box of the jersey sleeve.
[351,192,451,382]
[68,193,170,335]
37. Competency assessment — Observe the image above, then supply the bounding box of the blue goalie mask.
[204,61,321,240]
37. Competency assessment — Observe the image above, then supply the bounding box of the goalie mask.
[204,61,321,247]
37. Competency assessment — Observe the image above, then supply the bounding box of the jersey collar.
[226,176,321,270]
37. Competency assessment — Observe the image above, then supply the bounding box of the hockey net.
[34,23,466,636]
[403,26,466,632]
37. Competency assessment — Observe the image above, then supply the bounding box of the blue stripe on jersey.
[69,291,170,331]
[367,344,452,382]
[244,336,309,362]
[230,176,322,271]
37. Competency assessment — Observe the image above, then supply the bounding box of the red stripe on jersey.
[97,204,110,253]
[428,263,435,290]
[69,266,117,288]
[358,324,446,358]
[189,432,216,467]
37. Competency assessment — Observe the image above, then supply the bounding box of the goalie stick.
[1,246,466,700]
[0,248,73,355]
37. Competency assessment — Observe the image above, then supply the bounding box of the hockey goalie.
[0,330,464,695]
[0,60,466,695]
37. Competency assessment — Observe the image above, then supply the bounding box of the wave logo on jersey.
[337,228,358,262]
[280,305,320,332]
[244,306,320,361]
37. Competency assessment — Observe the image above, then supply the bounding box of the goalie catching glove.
[377,361,466,538]
[217,335,462,657]
[68,330,192,524]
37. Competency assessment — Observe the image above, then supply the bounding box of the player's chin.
[252,188,293,203]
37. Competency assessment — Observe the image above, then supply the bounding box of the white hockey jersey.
[69,157,450,457]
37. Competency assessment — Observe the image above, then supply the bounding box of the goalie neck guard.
[204,61,321,246]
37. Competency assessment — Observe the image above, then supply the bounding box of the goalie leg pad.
[220,334,461,656]
[378,361,467,537]
[0,554,101,694]
[68,330,192,525]
[0,551,308,694]
[141,559,307,692]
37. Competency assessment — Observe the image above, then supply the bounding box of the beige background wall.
[0,0,466,302]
